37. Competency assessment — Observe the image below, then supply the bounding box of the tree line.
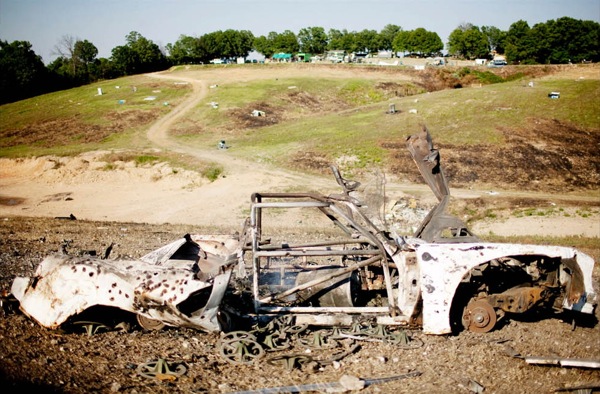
[1,17,598,104]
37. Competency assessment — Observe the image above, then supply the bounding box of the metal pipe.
[257,306,389,313]
[254,249,380,258]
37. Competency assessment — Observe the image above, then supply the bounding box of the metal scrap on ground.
[226,371,423,394]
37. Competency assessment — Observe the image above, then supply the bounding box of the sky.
[1,0,599,63]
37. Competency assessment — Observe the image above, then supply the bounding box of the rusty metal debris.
[11,234,240,332]
[9,126,597,337]
[55,213,77,220]
[216,317,416,367]
[72,321,110,336]
[220,337,265,365]
[524,356,600,369]
[265,353,313,371]
[466,379,485,394]
[226,371,422,394]
[555,382,600,393]
[503,344,600,370]
[0,289,17,317]
[136,358,187,380]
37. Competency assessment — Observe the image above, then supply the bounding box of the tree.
[192,30,254,62]
[253,34,274,57]
[273,30,299,53]
[53,35,78,75]
[220,30,236,59]
[92,57,118,80]
[167,35,202,64]
[447,24,489,59]
[392,30,411,55]
[74,40,98,65]
[545,17,599,63]
[576,19,600,62]
[327,29,355,52]
[504,20,533,63]
[379,24,402,51]
[224,29,254,59]
[252,31,298,57]
[198,31,222,62]
[73,40,98,82]
[327,29,344,50]
[407,28,443,56]
[354,29,379,53]
[297,26,328,54]
[481,26,506,54]
[110,45,136,75]
[127,31,168,72]
[111,31,168,75]
[0,40,49,103]
[463,28,490,59]
[49,36,98,84]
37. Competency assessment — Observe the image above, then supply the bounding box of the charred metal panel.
[415,242,596,334]
[11,235,238,332]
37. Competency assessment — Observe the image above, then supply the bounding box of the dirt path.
[0,70,334,228]
[145,72,322,178]
[145,73,208,149]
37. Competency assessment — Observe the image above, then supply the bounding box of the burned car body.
[11,234,241,332]
[11,128,597,334]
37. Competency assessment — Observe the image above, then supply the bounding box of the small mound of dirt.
[416,66,562,92]
[228,102,282,129]
[289,150,331,173]
[103,109,161,132]
[283,90,323,110]
[376,81,423,97]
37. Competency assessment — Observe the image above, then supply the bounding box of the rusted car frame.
[240,181,596,334]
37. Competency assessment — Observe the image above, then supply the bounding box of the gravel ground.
[1,216,599,394]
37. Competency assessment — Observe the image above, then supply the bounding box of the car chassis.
[10,128,597,335]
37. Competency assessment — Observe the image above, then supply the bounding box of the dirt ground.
[0,217,599,394]
[1,64,599,393]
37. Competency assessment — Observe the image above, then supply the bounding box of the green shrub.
[203,165,223,182]
[134,155,159,166]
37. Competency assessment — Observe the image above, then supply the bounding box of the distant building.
[325,50,346,63]
[297,53,311,62]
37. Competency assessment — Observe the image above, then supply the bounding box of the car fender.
[415,243,596,334]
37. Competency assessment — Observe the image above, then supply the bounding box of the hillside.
[0,63,599,236]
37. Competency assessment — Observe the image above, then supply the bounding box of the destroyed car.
[10,233,242,332]
[10,128,597,335]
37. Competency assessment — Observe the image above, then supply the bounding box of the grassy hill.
[1,63,599,193]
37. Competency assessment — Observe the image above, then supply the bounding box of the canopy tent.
[272,53,292,60]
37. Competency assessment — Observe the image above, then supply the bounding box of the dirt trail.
[0,70,335,228]
[145,73,208,149]
[145,72,322,180]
